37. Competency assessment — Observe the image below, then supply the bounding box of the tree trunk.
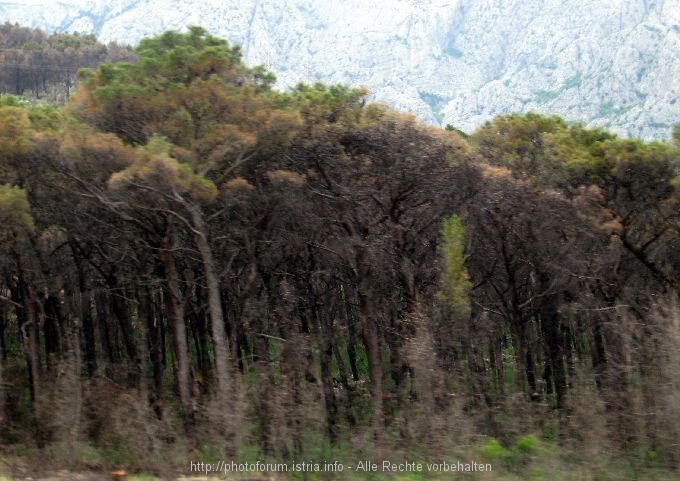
[96,290,119,369]
[43,295,62,371]
[188,204,230,402]
[341,285,361,381]
[541,304,566,410]
[68,237,97,377]
[14,254,43,447]
[358,274,384,443]
[254,335,274,455]
[107,275,140,386]
[189,292,212,386]
[162,225,195,441]
[138,286,164,419]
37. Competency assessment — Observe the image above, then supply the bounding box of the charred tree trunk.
[68,237,97,377]
[526,350,538,399]
[254,335,274,455]
[43,295,62,371]
[315,309,338,444]
[162,225,194,442]
[189,291,212,387]
[13,254,43,447]
[341,285,361,382]
[358,273,384,443]
[107,275,140,386]
[187,204,230,403]
[96,290,120,368]
[591,314,607,392]
[138,285,164,419]
[541,302,567,410]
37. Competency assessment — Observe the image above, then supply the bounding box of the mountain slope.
[1,0,679,139]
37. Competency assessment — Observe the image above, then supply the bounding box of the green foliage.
[128,475,159,481]
[131,26,268,90]
[437,215,471,316]
[285,82,368,124]
[479,435,541,472]
[99,440,139,467]
[445,123,469,138]
[0,94,25,107]
[0,104,33,156]
[108,134,218,201]
[51,31,99,51]
[195,440,224,464]
[470,112,568,177]
[481,438,515,465]
[513,434,539,454]
[0,184,35,234]
[27,103,62,131]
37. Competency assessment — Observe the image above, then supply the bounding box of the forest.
[0,23,134,101]
[1,25,680,480]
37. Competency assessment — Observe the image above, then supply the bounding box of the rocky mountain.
[1,0,679,139]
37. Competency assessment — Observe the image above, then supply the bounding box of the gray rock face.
[2,0,679,139]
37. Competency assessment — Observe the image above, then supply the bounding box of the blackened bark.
[138,286,163,419]
[108,276,140,383]
[162,226,195,441]
[96,291,119,366]
[68,237,97,376]
[358,274,384,442]
[43,295,62,369]
[188,204,230,403]
[332,341,357,427]
[13,254,43,447]
[591,316,607,392]
[541,303,567,410]
[526,350,538,398]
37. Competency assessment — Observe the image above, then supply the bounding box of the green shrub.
[513,434,539,454]
[481,438,515,465]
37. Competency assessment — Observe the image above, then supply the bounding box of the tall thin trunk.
[108,276,140,385]
[14,252,43,447]
[43,295,62,371]
[132,284,156,452]
[591,315,607,392]
[96,290,119,368]
[68,237,97,376]
[541,304,566,410]
[358,273,384,443]
[138,286,163,419]
[189,293,212,385]
[332,341,357,427]
[162,225,194,441]
[254,335,274,455]
[188,204,229,402]
[341,285,360,381]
